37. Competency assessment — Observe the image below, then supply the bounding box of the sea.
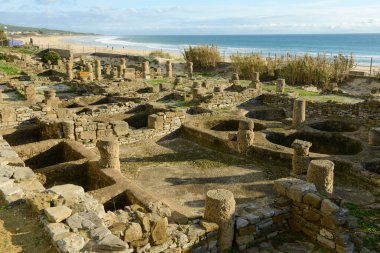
[66,34,380,66]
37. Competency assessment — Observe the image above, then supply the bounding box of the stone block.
[303,193,322,209]
[45,206,72,223]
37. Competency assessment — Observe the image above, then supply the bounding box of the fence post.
[370,57,373,76]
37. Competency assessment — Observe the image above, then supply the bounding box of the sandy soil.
[0,200,57,253]
[119,138,276,218]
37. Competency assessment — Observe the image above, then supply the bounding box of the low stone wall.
[39,109,186,144]
[274,178,358,252]
[205,89,260,109]
[0,105,50,129]
[262,93,380,120]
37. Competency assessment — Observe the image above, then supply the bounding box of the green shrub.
[183,45,221,70]
[231,53,282,80]
[279,54,354,87]
[41,51,61,64]
[149,50,171,59]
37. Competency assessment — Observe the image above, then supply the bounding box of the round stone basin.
[266,131,362,155]
[308,120,360,132]
[209,120,266,132]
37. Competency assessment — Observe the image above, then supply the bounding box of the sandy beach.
[14,35,380,74]
[17,35,181,58]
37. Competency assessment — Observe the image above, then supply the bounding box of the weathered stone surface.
[0,165,15,178]
[236,217,249,229]
[89,226,111,240]
[151,217,168,245]
[204,189,235,251]
[98,234,128,251]
[147,201,172,217]
[0,177,13,189]
[46,223,71,241]
[303,193,322,209]
[56,235,85,253]
[288,182,316,202]
[317,234,335,249]
[321,199,339,215]
[200,220,219,233]
[49,184,85,200]
[66,213,95,232]
[45,206,72,223]
[12,167,36,182]
[124,222,143,242]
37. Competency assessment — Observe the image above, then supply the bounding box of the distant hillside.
[0,23,93,35]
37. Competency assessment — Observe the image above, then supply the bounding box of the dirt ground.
[119,138,278,218]
[0,199,56,253]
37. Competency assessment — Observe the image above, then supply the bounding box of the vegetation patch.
[0,61,21,75]
[342,202,380,250]
[183,45,221,70]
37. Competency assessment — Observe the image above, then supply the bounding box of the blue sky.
[1,0,380,35]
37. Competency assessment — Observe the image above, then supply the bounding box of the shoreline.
[15,35,380,73]
[17,35,182,59]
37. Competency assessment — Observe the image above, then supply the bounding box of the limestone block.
[12,167,36,182]
[56,234,85,253]
[89,226,111,240]
[124,222,143,242]
[46,223,71,241]
[111,121,129,136]
[45,206,72,223]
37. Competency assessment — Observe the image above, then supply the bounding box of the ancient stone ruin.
[0,47,379,253]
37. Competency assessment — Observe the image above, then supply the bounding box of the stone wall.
[205,89,260,109]
[39,109,186,144]
[262,93,380,120]
[235,178,359,252]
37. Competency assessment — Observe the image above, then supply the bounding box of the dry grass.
[183,45,221,70]
[280,54,354,87]
[231,53,354,87]
[149,50,171,59]
[231,53,282,80]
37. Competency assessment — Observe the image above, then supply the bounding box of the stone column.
[65,62,73,81]
[307,160,334,194]
[96,138,120,171]
[188,62,193,78]
[292,99,306,128]
[276,79,286,93]
[142,61,150,79]
[204,189,235,252]
[369,127,380,146]
[166,60,173,79]
[95,60,102,81]
[250,72,262,93]
[231,73,239,86]
[24,85,36,102]
[120,58,126,71]
[62,120,75,140]
[291,139,312,175]
[106,65,112,77]
[174,77,183,87]
[237,119,255,154]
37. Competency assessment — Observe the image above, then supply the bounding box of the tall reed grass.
[183,45,221,70]
[231,53,355,87]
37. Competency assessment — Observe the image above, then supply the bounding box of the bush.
[183,45,221,70]
[41,51,61,64]
[279,54,354,87]
[149,50,171,59]
[231,53,282,80]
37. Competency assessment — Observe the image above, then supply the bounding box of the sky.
[0,0,380,35]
